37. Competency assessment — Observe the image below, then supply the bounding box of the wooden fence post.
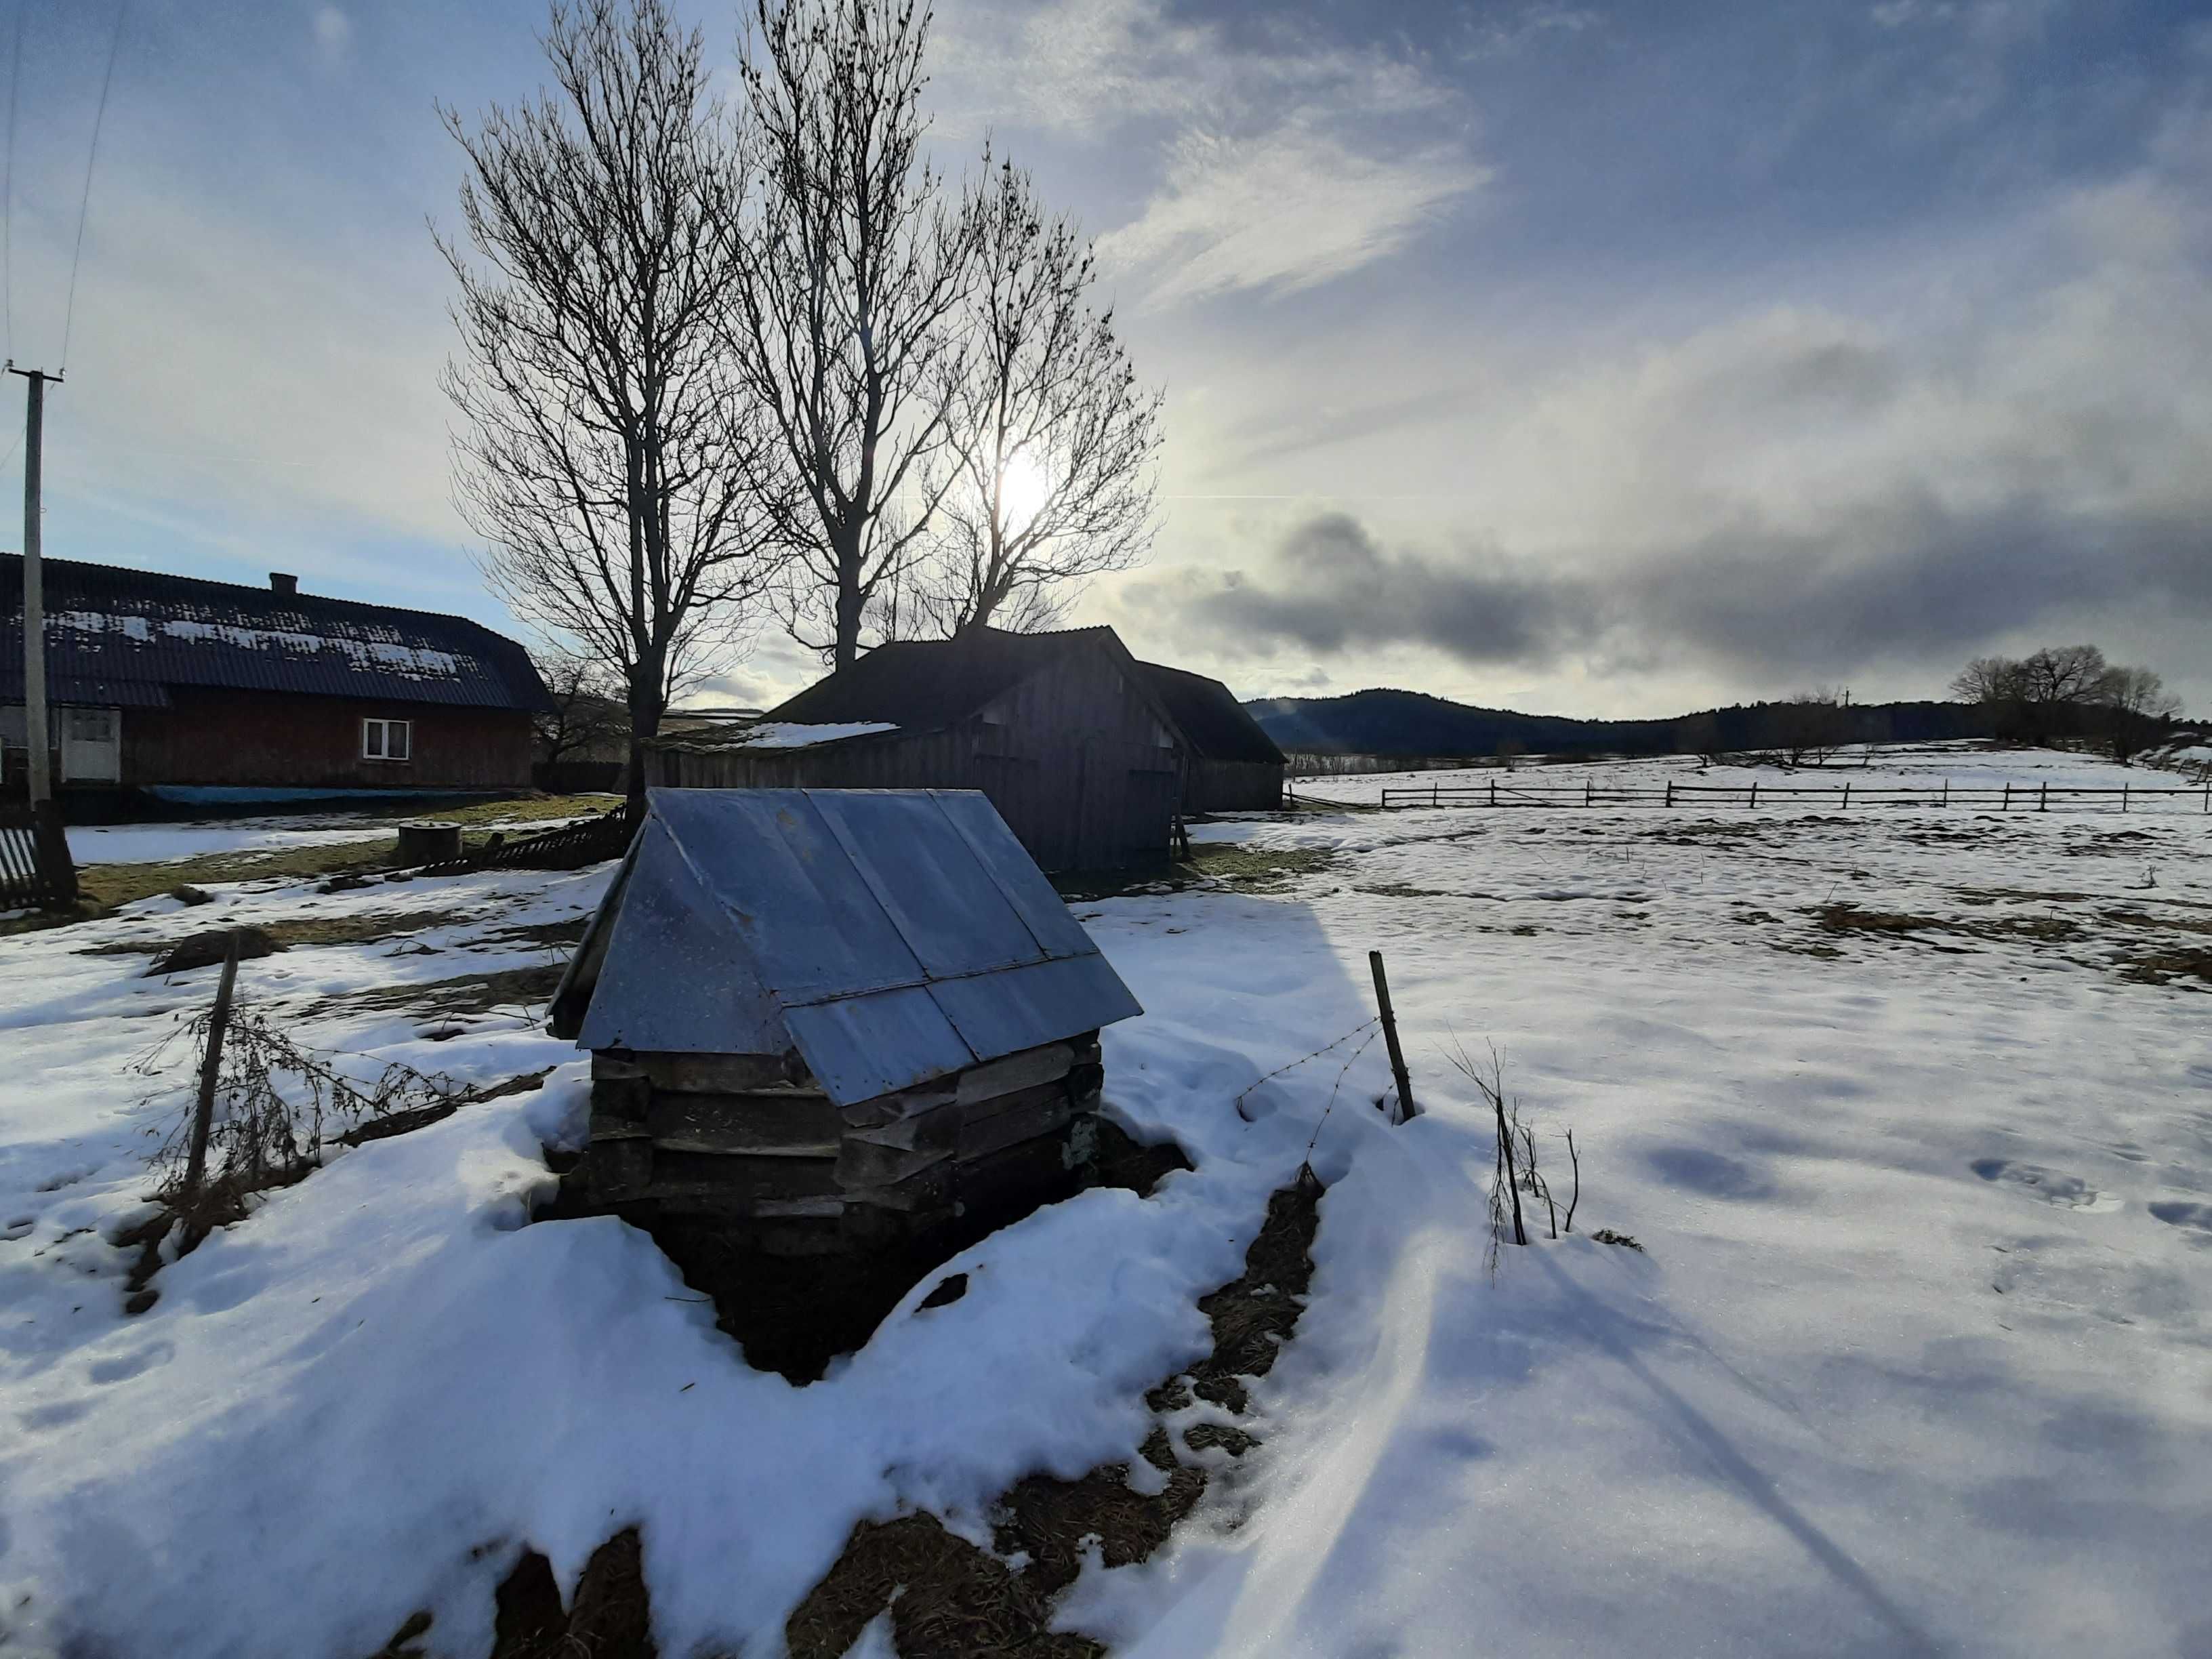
[1584,779,1592,808]
[1665,779,1674,807]
[1942,779,1948,808]
[1842,782,1851,810]
[2121,784,2128,814]
[2002,783,2010,811]
[182,931,243,1205]
[1368,951,1416,1124]
[2039,783,2047,812]
[1749,780,1759,809]
[1490,778,1497,808]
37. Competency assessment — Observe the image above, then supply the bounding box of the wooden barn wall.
[1185,757,1284,813]
[122,687,536,790]
[645,649,1181,872]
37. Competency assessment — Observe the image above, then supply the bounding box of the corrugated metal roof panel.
[930,790,1102,962]
[808,789,1039,979]
[558,787,1142,1106]
[930,956,1143,1065]
[785,988,977,1105]
[651,790,926,1002]
[575,817,785,1055]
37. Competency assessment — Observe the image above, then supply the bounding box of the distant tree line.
[1268,647,2191,774]
[440,0,1164,811]
[1948,644,2180,761]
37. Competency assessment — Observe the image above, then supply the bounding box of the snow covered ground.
[3,746,2210,1656]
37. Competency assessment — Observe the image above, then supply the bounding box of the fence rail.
[0,802,79,911]
[417,807,634,876]
[1378,778,2212,814]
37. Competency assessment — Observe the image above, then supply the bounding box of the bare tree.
[732,0,976,670]
[439,0,777,819]
[917,157,1162,636]
[2094,665,2182,762]
[1759,688,1851,766]
[531,647,630,769]
[1673,711,1723,764]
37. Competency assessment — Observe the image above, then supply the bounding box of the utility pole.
[9,364,63,809]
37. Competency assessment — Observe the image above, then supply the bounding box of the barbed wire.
[1232,1015,1378,1123]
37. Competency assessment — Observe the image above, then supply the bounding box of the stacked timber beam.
[569,1035,1107,1255]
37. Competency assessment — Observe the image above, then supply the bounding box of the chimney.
[270,572,298,596]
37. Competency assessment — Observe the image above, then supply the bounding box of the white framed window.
[362,717,413,762]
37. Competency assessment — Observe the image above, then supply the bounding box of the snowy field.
[1291,739,2212,805]
[3,747,2211,1656]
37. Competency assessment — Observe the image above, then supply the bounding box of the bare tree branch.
[914,156,1162,636]
[728,0,978,670]
[438,0,782,815]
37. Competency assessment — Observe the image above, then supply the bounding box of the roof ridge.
[0,550,520,642]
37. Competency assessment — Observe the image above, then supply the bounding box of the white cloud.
[1098,123,1488,304]
[312,7,353,66]
[935,0,1485,305]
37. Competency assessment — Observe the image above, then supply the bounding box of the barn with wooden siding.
[1133,659,1286,813]
[547,787,1143,1262]
[644,626,1189,873]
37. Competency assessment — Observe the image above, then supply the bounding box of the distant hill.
[1243,687,1994,758]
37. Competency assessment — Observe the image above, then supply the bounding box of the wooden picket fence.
[0,802,78,911]
[1379,778,2212,815]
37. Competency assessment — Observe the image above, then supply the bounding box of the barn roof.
[765,626,1128,733]
[549,787,1142,1106]
[1132,660,1285,765]
[1,554,551,712]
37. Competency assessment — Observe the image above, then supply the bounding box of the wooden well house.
[547,787,1143,1254]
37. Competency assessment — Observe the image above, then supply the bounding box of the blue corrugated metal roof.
[1,554,550,712]
[559,788,1142,1106]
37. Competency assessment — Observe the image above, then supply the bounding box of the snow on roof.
[2,554,548,712]
[731,720,899,750]
[551,787,1141,1105]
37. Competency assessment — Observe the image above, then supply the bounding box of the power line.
[3,1,24,360]
[60,0,129,371]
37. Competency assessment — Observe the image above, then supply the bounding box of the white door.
[60,708,121,783]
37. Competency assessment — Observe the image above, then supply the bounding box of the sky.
[3,0,2209,719]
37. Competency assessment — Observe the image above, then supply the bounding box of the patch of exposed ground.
[1810,904,2080,944]
[307,964,567,1019]
[1055,844,1338,903]
[80,908,487,959]
[45,794,619,922]
[783,1170,1324,1659]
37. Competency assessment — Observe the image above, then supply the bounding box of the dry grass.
[31,794,619,924]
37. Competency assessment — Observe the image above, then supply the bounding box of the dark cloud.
[1179,493,2212,687]
[1187,513,1599,665]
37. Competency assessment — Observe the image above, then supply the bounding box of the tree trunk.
[833,530,866,672]
[624,657,668,824]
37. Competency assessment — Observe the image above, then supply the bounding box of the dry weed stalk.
[1445,1037,1582,1273]
[135,1008,460,1232]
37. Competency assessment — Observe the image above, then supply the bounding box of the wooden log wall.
[569,1035,1107,1254]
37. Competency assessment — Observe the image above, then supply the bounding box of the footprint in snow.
[2147,1202,2212,1242]
[87,1340,174,1385]
[1970,1159,2122,1212]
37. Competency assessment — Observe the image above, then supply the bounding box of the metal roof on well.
[556,788,1143,1106]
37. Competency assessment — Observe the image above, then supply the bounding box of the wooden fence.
[417,807,634,876]
[0,802,78,911]
[1378,778,2212,814]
